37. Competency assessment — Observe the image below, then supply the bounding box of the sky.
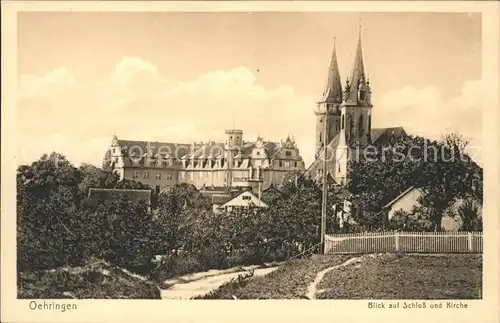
[16,12,482,167]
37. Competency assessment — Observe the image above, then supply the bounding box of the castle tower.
[335,28,373,184]
[315,38,343,159]
[224,129,243,188]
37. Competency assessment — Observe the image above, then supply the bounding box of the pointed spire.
[319,37,342,103]
[346,27,366,102]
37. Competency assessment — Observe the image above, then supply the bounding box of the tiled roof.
[87,188,151,205]
[115,138,297,166]
[212,194,232,205]
[116,140,191,167]
[319,39,343,103]
[345,32,366,103]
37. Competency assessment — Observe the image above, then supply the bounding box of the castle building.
[307,30,406,185]
[103,129,306,193]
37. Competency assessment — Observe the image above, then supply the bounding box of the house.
[381,186,483,231]
[211,194,233,214]
[218,190,268,213]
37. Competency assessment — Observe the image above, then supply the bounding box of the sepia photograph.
[2,2,500,323]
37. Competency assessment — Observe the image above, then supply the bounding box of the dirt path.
[161,265,280,300]
[305,256,364,300]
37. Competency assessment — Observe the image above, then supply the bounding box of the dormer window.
[285,151,292,157]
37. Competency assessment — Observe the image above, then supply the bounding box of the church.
[306,30,406,184]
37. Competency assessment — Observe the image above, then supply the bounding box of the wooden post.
[468,232,473,253]
[395,231,400,252]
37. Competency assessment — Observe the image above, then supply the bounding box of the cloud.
[374,80,482,163]
[17,57,316,167]
[16,56,481,168]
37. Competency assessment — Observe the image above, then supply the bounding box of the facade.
[103,129,306,192]
[307,31,407,185]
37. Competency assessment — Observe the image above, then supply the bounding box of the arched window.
[341,115,345,130]
[358,115,364,135]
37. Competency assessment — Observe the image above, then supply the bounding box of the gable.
[221,190,268,208]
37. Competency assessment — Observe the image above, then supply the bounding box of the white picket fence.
[324,231,483,254]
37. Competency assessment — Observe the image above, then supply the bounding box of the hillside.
[196,253,482,300]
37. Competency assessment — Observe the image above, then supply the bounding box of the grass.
[317,253,482,299]
[194,254,353,299]
[18,260,161,299]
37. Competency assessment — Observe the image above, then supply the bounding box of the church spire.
[345,26,366,103]
[319,37,342,103]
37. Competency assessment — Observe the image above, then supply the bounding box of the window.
[189,172,194,180]
[166,173,173,181]
[133,171,139,179]
[256,151,260,156]
[285,151,292,157]
[242,195,251,201]
[113,148,116,154]
[341,115,345,129]
[279,160,283,167]
[284,161,290,168]
[144,171,150,179]
[155,185,160,194]
[358,115,364,135]
[156,173,162,180]
[294,161,298,167]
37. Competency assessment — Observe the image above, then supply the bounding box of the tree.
[154,183,212,256]
[417,133,482,231]
[457,199,482,232]
[347,132,482,231]
[78,163,119,199]
[17,153,83,270]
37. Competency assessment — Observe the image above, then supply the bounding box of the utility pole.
[320,106,329,254]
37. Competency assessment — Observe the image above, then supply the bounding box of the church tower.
[334,28,373,184]
[314,38,343,159]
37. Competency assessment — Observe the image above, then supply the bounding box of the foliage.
[347,132,483,231]
[457,199,483,232]
[17,152,348,297]
[387,207,433,232]
[17,153,83,270]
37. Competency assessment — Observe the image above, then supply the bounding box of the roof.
[88,188,151,205]
[116,140,191,167]
[382,186,419,209]
[319,39,342,103]
[113,135,303,168]
[220,189,268,209]
[212,194,232,205]
[262,182,281,193]
[345,30,366,103]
